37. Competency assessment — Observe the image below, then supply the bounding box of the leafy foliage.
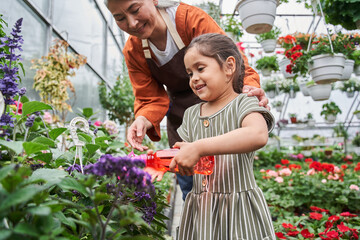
[255,56,279,71]
[320,102,342,119]
[322,0,360,30]
[255,26,281,43]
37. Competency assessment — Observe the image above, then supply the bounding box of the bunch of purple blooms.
[0,18,23,105]
[84,154,155,195]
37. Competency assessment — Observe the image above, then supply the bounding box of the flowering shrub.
[275,207,360,239]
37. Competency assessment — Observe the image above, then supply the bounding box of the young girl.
[169,33,276,240]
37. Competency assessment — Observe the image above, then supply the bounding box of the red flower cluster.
[276,207,359,240]
[355,162,360,172]
[309,161,335,173]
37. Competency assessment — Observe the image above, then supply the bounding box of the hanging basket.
[340,59,355,81]
[260,39,277,53]
[279,58,295,79]
[261,68,272,76]
[354,65,360,76]
[346,91,355,98]
[307,84,332,101]
[267,90,276,98]
[308,54,346,84]
[236,0,277,34]
[299,82,310,96]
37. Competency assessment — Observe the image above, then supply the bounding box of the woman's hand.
[243,85,270,110]
[127,116,152,151]
[169,142,200,176]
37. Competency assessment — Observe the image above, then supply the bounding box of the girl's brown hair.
[185,33,245,93]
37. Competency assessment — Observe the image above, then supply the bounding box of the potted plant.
[321,0,360,30]
[338,78,360,98]
[289,113,297,124]
[255,55,279,76]
[277,118,289,128]
[221,15,243,42]
[320,101,342,124]
[324,146,334,156]
[272,100,283,112]
[255,26,281,53]
[263,78,278,98]
[235,0,278,34]
[307,33,360,84]
[279,78,300,98]
[350,50,360,76]
[306,80,332,101]
[306,113,316,127]
[354,110,360,120]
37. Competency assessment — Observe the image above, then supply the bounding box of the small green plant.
[255,26,281,43]
[272,100,283,108]
[288,113,297,118]
[221,15,242,41]
[338,78,360,93]
[352,132,360,147]
[320,102,342,120]
[263,79,277,92]
[306,113,313,119]
[255,56,279,71]
[350,50,360,66]
[354,110,360,114]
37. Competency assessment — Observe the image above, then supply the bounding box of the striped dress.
[177,94,276,240]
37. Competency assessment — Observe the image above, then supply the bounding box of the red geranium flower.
[275,164,282,169]
[249,52,255,58]
[337,222,350,232]
[326,230,339,239]
[281,159,290,165]
[325,221,333,229]
[340,212,357,217]
[328,215,340,222]
[282,223,297,229]
[310,212,323,220]
[305,158,313,163]
[310,206,323,212]
[275,232,286,239]
[301,229,315,238]
[287,230,300,237]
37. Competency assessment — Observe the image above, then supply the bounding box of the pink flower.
[279,168,292,176]
[260,169,266,173]
[327,174,339,180]
[307,168,316,175]
[321,179,327,183]
[334,166,341,173]
[94,120,102,127]
[43,112,53,124]
[266,170,278,177]
[275,176,284,183]
[349,184,359,191]
[297,153,304,159]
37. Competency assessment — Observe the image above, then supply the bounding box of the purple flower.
[0,18,23,105]
[0,113,15,127]
[18,87,26,96]
[66,164,82,174]
[25,115,36,128]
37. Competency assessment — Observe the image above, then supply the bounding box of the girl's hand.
[143,149,166,182]
[127,116,152,151]
[242,85,270,110]
[169,142,200,176]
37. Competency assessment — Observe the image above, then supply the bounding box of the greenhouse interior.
[1,0,360,239]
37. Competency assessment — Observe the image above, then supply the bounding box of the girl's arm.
[170,112,268,176]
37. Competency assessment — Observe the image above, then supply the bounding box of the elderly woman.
[104,0,268,200]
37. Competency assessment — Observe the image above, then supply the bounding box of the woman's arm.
[170,112,269,176]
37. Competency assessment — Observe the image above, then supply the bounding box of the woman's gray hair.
[104,0,178,8]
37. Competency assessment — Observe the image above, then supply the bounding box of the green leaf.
[0,164,15,182]
[0,185,44,211]
[22,101,52,116]
[53,211,77,230]
[23,142,49,155]
[0,139,23,155]
[119,236,152,240]
[20,95,29,103]
[49,128,67,140]
[33,152,53,163]
[58,177,88,196]
[27,206,51,216]
[94,192,112,204]
[78,132,93,143]
[32,136,56,148]
[82,108,93,118]
[29,169,68,188]
[0,230,12,240]
[85,143,100,155]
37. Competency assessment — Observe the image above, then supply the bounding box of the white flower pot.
[340,59,355,81]
[302,150,312,157]
[260,39,277,53]
[236,0,277,34]
[307,84,332,101]
[354,65,360,76]
[308,54,346,84]
[325,114,336,124]
[346,91,355,98]
[261,68,272,76]
[279,58,295,79]
[307,119,316,127]
[267,90,276,98]
[299,82,310,96]
[275,105,283,112]
[289,91,297,99]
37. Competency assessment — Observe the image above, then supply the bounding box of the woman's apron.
[141,8,201,146]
